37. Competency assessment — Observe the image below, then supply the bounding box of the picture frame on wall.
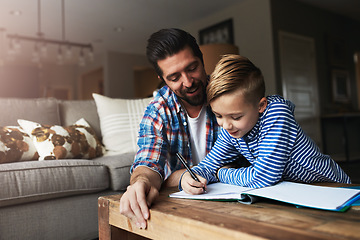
[332,69,351,103]
[199,19,234,45]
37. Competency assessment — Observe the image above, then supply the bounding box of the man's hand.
[180,171,207,195]
[119,167,161,229]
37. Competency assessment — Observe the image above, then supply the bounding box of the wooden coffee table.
[98,186,360,240]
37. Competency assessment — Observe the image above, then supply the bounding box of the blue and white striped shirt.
[191,95,351,188]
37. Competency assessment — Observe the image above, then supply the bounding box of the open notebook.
[169,181,360,212]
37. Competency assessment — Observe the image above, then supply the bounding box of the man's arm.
[119,166,162,229]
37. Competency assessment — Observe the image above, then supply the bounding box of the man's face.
[157,46,207,106]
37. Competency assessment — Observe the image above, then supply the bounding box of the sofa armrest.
[94,152,135,191]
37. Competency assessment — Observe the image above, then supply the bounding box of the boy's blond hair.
[207,54,265,105]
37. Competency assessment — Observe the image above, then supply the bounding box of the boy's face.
[210,90,267,138]
[157,46,207,107]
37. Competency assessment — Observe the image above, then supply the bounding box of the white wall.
[0,65,39,98]
[42,64,78,98]
[0,0,277,100]
[105,51,151,98]
[182,0,277,95]
[102,0,277,98]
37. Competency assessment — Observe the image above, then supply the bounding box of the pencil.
[176,152,206,192]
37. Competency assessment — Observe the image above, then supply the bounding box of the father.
[119,28,220,229]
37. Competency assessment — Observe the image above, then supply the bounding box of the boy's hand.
[180,171,207,194]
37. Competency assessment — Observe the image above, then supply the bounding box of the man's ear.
[258,97,267,113]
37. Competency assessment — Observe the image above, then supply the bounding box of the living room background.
[1,0,360,165]
[0,0,359,112]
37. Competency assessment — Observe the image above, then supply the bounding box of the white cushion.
[92,93,152,155]
[0,126,38,163]
[18,118,105,160]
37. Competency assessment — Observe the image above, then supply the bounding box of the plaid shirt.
[131,86,219,180]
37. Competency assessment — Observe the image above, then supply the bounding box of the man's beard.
[178,81,206,106]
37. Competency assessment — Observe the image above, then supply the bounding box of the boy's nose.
[223,120,232,130]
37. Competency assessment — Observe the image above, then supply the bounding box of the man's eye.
[188,64,198,72]
[169,75,180,82]
[189,66,196,71]
[215,115,222,119]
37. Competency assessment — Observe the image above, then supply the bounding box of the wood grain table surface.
[98,184,360,240]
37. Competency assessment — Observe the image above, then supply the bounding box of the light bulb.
[88,48,94,61]
[57,45,64,65]
[40,42,47,57]
[65,45,72,59]
[78,49,85,66]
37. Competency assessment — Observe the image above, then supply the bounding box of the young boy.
[180,54,351,194]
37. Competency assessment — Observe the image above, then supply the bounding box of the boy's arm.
[218,104,296,188]
[162,169,187,187]
[191,128,240,183]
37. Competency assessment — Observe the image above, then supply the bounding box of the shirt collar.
[245,103,268,141]
[172,91,182,113]
[246,121,260,141]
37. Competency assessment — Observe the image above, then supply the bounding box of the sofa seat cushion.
[0,160,110,207]
[94,152,135,191]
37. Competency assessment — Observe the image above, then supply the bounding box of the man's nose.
[182,73,193,88]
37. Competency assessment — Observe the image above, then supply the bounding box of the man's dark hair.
[146,28,204,80]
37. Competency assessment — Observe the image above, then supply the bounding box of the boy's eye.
[232,116,242,120]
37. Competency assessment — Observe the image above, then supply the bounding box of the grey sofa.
[0,97,137,240]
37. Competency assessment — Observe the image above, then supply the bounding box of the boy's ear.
[258,97,267,113]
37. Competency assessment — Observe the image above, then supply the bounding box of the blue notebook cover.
[342,186,360,206]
